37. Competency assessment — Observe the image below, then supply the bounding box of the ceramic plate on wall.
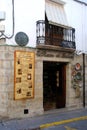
[15,32,29,46]
[75,63,81,70]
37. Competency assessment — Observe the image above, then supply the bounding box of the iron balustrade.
[36,20,76,49]
[36,20,45,44]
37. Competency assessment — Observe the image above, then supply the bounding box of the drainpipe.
[83,53,85,107]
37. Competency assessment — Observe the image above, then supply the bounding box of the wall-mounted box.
[0,12,6,21]
[0,25,5,32]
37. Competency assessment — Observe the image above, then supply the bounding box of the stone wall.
[36,45,84,111]
[0,45,43,119]
[67,54,83,110]
[0,44,84,119]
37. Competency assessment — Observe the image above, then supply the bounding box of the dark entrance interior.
[43,61,66,111]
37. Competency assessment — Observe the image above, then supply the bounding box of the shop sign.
[14,51,35,100]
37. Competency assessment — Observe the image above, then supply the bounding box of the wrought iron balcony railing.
[36,20,76,49]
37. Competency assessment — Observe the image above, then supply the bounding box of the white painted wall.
[64,0,87,53]
[0,0,45,47]
[0,0,87,53]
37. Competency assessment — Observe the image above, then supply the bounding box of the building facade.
[0,0,87,119]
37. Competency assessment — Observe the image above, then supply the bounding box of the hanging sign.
[14,51,35,100]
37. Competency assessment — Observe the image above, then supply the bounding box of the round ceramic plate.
[15,32,29,46]
[75,63,81,70]
[75,72,82,80]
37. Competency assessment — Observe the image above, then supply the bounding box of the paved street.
[41,118,87,130]
[0,108,87,130]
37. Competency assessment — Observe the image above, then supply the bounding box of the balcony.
[36,20,76,49]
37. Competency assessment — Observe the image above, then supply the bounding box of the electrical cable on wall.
[1,0,15,39]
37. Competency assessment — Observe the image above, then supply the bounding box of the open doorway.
[43,61,66,111]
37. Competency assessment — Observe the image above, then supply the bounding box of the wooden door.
[56,64,66,108]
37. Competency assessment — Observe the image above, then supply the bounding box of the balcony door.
[43,61,66,111]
